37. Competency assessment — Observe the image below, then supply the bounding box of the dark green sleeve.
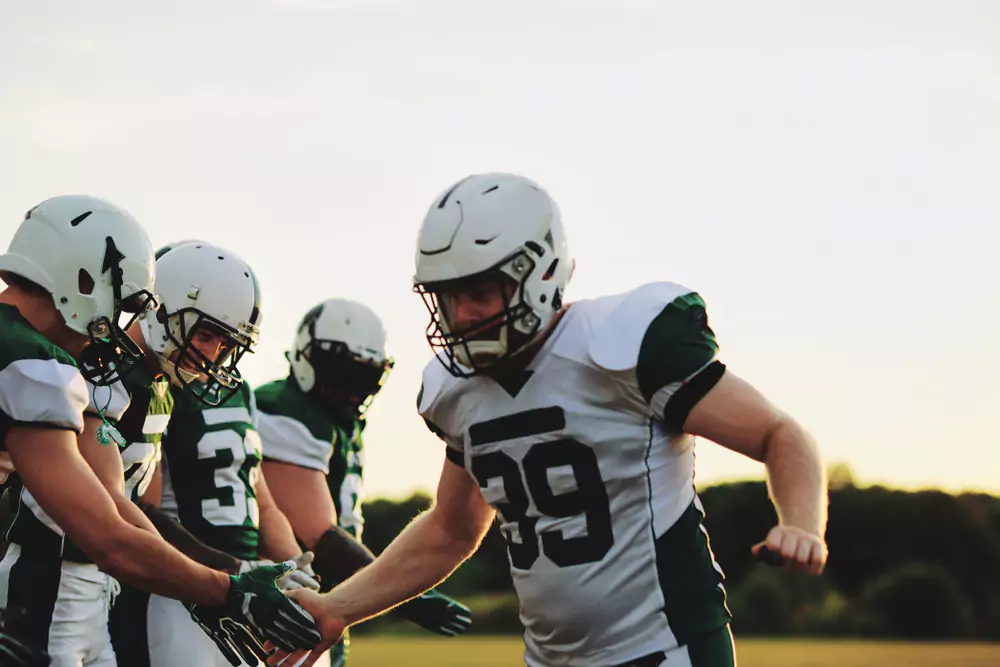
[636,293,725,430]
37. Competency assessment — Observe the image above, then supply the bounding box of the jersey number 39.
[469,406,613,570]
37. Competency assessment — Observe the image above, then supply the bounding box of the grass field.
[346,636,1000,667]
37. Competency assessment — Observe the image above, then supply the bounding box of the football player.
[81,240,319,667]
[256,299,472,666]
[0,197,320,667]
[272,173,829,667]
[133,240,320,666]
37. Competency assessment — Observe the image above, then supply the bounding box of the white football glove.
[239,552,320,592]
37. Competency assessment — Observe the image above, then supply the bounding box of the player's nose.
[449,295,489,331]
[191,338,223,359]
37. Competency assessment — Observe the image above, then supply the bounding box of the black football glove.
[394,589,472,637]
[0,607,50,667]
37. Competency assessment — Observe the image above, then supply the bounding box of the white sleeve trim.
[0,358,87,432]
[647,358,718,418]
[256,411,333,473]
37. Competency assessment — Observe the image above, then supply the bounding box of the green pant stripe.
[654,500,732,646]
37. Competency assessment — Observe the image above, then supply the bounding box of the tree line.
[358,467,1000,639]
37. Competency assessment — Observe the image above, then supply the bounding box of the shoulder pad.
[587,282,696,371]
[257,411,333,473]
[0,358,88,432]
[417,355,455,417]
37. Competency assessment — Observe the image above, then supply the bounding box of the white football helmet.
[287,299,393,413]
[140,241,262,405]
[413,173,573,376]
[0,195,157,385]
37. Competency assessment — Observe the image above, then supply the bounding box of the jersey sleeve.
[256,410,334,473]
[587,282,725,432]
[417,363,465,467]
[635,292,725,431]
[0,358,88,432]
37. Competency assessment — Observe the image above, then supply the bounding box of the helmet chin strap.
[141,312,203,387]
[453,327,508,368]
[155,351,202,387]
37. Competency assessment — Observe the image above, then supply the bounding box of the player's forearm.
[257,502,302,562]
[763,418,828,536]
[310,524,376,591]
[113,491,161,535]
[324,507,479,627]
[139,502,241,574]
[99,522,232,604]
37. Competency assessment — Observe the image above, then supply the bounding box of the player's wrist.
[219,573,240,607]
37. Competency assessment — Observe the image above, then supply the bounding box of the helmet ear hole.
[78,269,95,295]
[155,305,169,324]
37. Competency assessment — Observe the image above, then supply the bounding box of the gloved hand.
[188,562,321,664]
[394,589,472,637]
[239,552,321,592]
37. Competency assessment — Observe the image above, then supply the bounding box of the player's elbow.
[431,506,490,557]
[84,540,122,574]
[763,416,816,462]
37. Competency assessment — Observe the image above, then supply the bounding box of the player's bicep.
[433,455,494,547]
[6,426,124,556]
[79,414,126,493]
[682,370,785,462]
[261,460,337,549]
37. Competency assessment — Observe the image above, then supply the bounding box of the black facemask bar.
[414,253,536,378]
[81,237,157,387]
[165,308,255,406]
[299,340,393,414]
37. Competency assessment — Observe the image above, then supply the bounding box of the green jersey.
[255,377,366,539]
[0,304,89,560]
[91,364,175,504]
[160,382,262,559]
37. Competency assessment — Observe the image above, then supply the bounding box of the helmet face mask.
[81,283,158,386]
[296,339,393,412]
[160,307,257,406]
[415,252,538,377]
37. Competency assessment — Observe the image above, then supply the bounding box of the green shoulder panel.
[0,305,78,370]
[254,377,337,443]
[635,293,719,403]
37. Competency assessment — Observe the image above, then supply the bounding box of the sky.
[2,1,998,499]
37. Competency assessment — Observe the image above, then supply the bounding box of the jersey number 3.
[469,406,613,570]
[197,428,262,527]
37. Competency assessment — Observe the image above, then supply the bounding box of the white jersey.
[419,282,731,667]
